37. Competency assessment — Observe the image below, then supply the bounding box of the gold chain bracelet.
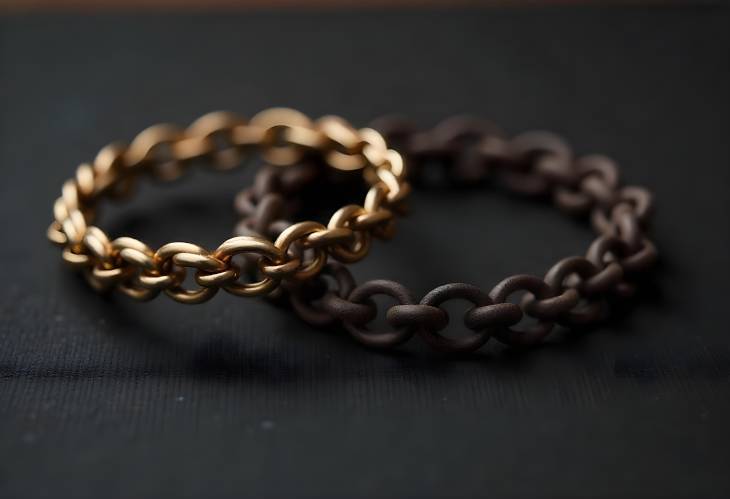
[47,108,410,304]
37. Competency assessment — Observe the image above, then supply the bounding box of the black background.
[1,7,729,499]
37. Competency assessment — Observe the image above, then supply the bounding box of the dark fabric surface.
[1,7,729,499]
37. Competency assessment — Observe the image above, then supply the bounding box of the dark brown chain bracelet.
[234,116,658,353]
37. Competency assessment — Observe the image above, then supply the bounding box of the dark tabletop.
[1,7,729,499]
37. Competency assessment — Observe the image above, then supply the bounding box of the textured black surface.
[1,7,729,499]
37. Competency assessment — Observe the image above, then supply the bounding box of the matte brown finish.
[235,115,658,353]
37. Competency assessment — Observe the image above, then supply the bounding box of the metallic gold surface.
[48,108,409,303]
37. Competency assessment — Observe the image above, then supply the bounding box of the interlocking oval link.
[553,154,618,215]
[93,142,126,178]
[85,229,131,291]
[486,275,556,346]
[74,162,96,199]
[605,204,642,251]
[288,263,362,328]
[618,186,653,224]
[214,236,284,297]
[61,246,91,268]
[362,184,397,239]
[342,280,417,348]
[266,221,328,282]
[498,130,574,196]
[540,256,610,325]
[110,237,158,294]
[359,127,389,167]
[125,123,184,172]
[587,235,658,276]
[154,242,219,304]
[382,149,407,180]
[317,115,367,171]
[183,111,246,168]
[92,142,134,199]
[82,226,113,264]
[430,115,502,155]
[111,237,165,299]
[47,221,67,246]
[52,195,69,226]
[363,148,408,195]
[327,205,372,263]
[61,179,80,212]
[250,107,313,166]
[590,185,653,239]
[60,208,87,246]
[376,166,411,203]
[113,237,155,267]
[412,283,493,353]
[576,154,620,206]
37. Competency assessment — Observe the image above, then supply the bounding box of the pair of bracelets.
[48,109,656,352]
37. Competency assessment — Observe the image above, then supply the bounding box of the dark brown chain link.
[235,115,658,352]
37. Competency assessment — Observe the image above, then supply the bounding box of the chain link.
[48,108,410,303]
[238,115,658,352]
